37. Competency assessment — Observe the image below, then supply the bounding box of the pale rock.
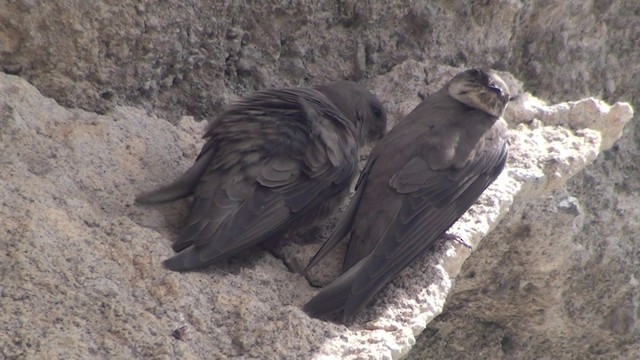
[1,1,639,358]
[0,69,631,359]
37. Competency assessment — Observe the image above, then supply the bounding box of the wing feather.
[342,140,508,319]
[305,133,508,321]
[163,87,359,271]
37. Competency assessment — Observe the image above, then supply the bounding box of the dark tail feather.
[135,150,214,204]
[135,181,195,204]
[162,247,207,272]
[303,259,366,323]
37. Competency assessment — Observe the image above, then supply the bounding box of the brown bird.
[303,69,510,322]
[136,81,387,272]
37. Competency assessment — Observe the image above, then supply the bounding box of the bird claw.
[441,233,472,250]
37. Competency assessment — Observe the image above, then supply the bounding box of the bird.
[136,81,387,272]
[303,69,510,323]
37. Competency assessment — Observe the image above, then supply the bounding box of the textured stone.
[1,1,640,359]
[0,69,632,359]
[6,1,635,122]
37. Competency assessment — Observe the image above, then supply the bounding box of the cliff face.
[1,1,638,359]
[4,2,635,120]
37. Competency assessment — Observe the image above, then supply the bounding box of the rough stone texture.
[0,73,318,359]
[4,1,635,122]
[0,71,632,359]
[1,1,640,359]
[409,102,637,360]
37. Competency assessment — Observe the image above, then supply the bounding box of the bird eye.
[371,104,383,118]
[488,84,503,96]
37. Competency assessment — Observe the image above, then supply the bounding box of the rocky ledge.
[0,67,632,359]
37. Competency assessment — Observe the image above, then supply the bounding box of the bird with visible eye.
[303,68,510,323]
[448,69,510,118]
[136,81,387,272]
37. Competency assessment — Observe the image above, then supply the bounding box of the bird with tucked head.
[136,81,387,272]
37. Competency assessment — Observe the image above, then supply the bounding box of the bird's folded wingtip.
[134,191,158,205]
[134,184,190,205]
[162,251,197,272]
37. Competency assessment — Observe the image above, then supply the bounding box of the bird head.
[448,69,510,117]
[316,81,388,145]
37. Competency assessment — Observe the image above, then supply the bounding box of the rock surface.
[0,70,632,359]
[1,1,639,359]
